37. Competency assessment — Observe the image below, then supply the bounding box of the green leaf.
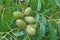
[40,0,45,7]
[4,9,14,25]
[37,23,45,40]
[41,16,47,25]
[13,31,25,37]
[57,23,60,36]
[55,0,60,7]
[6,0,11,6]
[25,0,30,6]
[37,0,41,11]
[48,0,56,9]
[12,4,26,9]
[0,0,3,5]
[23,36,27,40]
[48,21,55,40]
[30,0,37,11]
[0,12,10,32]
[36,13,40,23]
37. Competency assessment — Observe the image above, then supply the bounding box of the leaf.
[4,9,14,25]
[41,16,47,25]
[48,21,55,40]
[55,0,60,7]
[0,12,10,32]
[42,8,51,14]
[23,36,27,40]
[40,0,45,7]
[0,0,3,5]
[37,23,45,40]
[57,23,60,36]
[37,0,41,11]
[6,0,11,6]
[12,4,26,9]
[25,0,30,6]
[35,13,40,23]
[13,31,25,37]
[30,0,37,11]
[48,0,56,9]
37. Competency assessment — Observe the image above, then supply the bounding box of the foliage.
[0,0,60,40]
